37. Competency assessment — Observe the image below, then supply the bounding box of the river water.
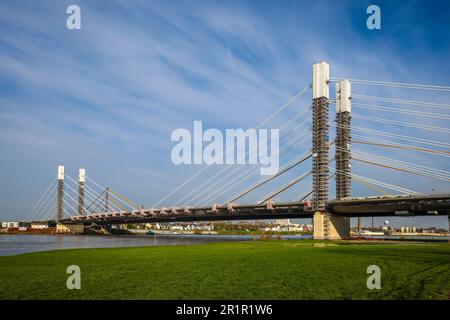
[0,234,237,256]
[1,233,444,257]
[0,234,310,256]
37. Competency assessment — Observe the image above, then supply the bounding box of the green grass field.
[0,240,449,300]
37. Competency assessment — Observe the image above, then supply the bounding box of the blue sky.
[0,0,449,227]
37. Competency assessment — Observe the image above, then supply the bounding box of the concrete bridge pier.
[103,224,113,234]
[313,213,350,240]
[56,223,84,234]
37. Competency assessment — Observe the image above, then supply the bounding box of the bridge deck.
[327,194,450,216]
[55,194,450,225]
[61,202,309,225]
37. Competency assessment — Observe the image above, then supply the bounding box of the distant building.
[31,222,49,229]
[276,219,290,226]
[1,221,19,228]
[167,223,214,231]
[263,223,311,233]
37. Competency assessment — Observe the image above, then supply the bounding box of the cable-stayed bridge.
[26,61,450,239]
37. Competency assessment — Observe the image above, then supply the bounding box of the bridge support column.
[333,80,352,239]
[78,168,85,215]
[105,187,110,212]
[312,62,331,240]
[335,80,352,200]
[56,223,84,234]
[312,61,330,213]
[313,212,350,240]
[311,62,350,240]
[313,212,325,239]
[57,165,64,222]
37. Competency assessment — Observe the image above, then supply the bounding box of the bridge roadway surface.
[57,194,450,225]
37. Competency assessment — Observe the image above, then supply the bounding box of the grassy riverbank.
[0,240,449,299]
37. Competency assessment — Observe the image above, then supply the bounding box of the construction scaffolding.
[57,165,64,221]
[312,96,329,211]
[105,187,110,212]
[335,80,354,232]
[335,80,352,199]
[78,169,85,215]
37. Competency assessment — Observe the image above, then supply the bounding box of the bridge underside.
[61,202,310,225]
[327,194,450,217]
[56,194,450,227]
[63,212,312,225]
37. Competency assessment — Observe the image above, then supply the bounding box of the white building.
[275,219,290,226]
[31,222,48,229]
[1,221,19,228]
[263,223,312,233]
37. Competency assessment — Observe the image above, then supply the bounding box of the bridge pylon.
[311,62,350,240]
[333,80,352,238]
[78,168,85,215]
[56,165,64,222]
[311,61,329,212]
[335,80,352,199]
[105,187,110,212]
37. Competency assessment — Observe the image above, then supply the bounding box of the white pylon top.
[57,165,65,181]
[312,61,329,99]
[79,168,86,183]
[336,80,351,113]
